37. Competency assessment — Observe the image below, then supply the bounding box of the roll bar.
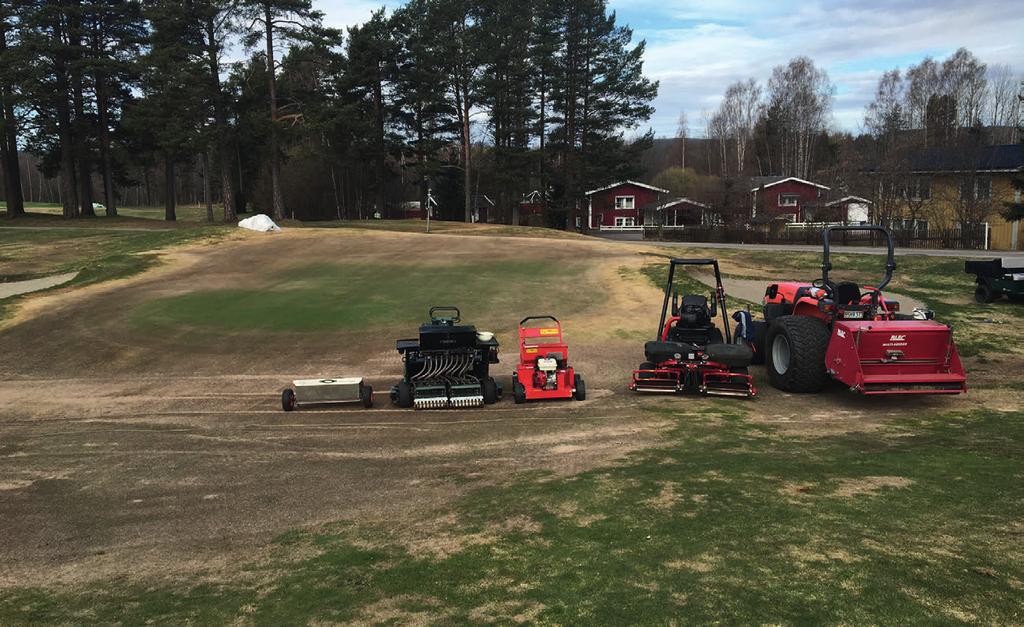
[429,306,460,323]
[657,259,732,343]
[519,315,559,326]
[822,225,896,294]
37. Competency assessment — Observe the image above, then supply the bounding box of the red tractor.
[512,316,586,404]
[739,225,966,395]
[631,259,756,398]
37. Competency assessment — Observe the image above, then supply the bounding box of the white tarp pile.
[238,214,281,233]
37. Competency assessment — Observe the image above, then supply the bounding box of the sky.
[317,0,1024,138]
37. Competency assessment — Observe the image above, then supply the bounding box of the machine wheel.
[637,361,656,379]
[361,385,374,408]
[733,320,767,365]
[513,382,526,404]
[766,316,830,393]
[281,388,296,412]
[482,378,498,404]
[975,282,997,303]
[396,381,414,408]
[573,375,587,401]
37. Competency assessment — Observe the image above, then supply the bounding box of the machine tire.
[733,320,767,365]
[361,385,374,408]
[482,378,498,404]
[573,375,587,401]
[396,381,414,408]
[975,282,997,303]
[637,361,656,379]
[281,388,296,412]
[766,316,830,393]
[513,382,526,404]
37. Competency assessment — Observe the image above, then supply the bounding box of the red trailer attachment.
[825,319,966,394]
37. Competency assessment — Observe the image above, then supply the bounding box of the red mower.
[631,259,756,398]
[512,316,586,403]
[746,225,966,395]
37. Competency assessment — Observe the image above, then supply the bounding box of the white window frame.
[614,216,636,227]
[779,193,799,207]
[614,195,635,210]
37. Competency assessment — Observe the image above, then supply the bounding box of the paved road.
[594,232,1023,260]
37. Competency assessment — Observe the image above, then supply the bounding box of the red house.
[749,176,830,222]
[518,190,547,225]
[585,180,669,229]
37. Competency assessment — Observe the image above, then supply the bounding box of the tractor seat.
[705,343,752,368]
[834,281,861,306]
[645,340,700,364]
[679,294,710,326]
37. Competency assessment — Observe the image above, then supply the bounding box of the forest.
[0,0,658,227]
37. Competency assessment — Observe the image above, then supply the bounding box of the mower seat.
[705,343,752,368]
[645,340,700,364]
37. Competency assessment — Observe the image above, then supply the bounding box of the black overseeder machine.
[391,307,501,409]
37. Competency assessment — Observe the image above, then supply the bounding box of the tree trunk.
[54,25,78,218]
[461,90,472,223]
[203,148,214,222]
[205,15,235,223]
[164,152,176,221]
[264,5,285,221]
[70,7,94,217]
[373,71,386,219]
[0,18,23,217]
[95,71,117,216]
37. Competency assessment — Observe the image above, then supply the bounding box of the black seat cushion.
[645,341,700,364]
[706,343,752,368]
[834,282,861,306]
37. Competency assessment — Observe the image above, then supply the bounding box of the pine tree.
[237,0,328,221]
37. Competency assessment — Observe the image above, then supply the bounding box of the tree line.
[0,0,658,227]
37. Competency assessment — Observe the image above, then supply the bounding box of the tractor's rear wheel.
[573,374,586,401]
[482,378,498,404]
[733,320,767,365]
[396,381,414,408]
[975,282,997,303]
[766,316,830,393]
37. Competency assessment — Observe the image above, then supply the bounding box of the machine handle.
[659,259,730,342]
[822,225,896,294]
[429,306,460,322]
[519,315,560,326]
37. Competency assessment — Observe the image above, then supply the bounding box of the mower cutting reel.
[630,259,756,398]
[282,377,373,411]
[760,225,966,395]
[512,316,586,403]
[391,306,501,409]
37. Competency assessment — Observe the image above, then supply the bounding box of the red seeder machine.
[512,316,586,403]
[741,225,967,395]
[631,259,756,398]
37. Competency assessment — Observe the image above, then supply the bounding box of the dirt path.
[687,269,927,311]
[0,272,78,299]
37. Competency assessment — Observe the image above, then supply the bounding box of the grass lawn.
[0,226,228,321]
[130,258,600,334]
[3,405,1020,624]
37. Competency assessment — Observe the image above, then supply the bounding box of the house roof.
[639,197,709,211]
[584,180,669,196]
[748,176,831,192]
[903,144,1024,173]
[826,195,873,206]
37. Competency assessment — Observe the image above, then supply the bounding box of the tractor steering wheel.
[811,278,835,297]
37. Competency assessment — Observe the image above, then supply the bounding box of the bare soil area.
[0,228,987,588]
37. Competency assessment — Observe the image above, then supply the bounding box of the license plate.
[844,310,864,319]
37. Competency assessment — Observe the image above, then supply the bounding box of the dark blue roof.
[908,144,1024,173]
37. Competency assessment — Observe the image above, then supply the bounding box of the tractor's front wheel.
[975,281,998,303]
[637,361,656,379]
[733,320,767,365]
[766,316,830,393]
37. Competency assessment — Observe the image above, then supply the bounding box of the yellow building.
[887,144,1023,251]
